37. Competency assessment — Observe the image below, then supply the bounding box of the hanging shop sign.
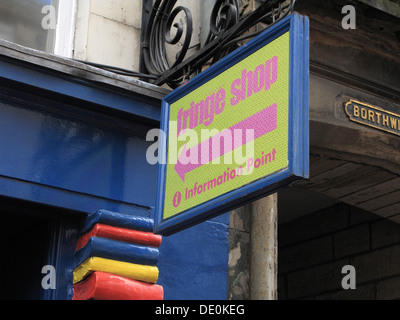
[154,13,310,236]
[345,100,400,137]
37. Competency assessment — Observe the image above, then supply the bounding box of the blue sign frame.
[155,13,309,236]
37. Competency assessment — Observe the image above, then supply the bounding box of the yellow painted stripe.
[73,257,159,285]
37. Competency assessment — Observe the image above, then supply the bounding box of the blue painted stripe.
[0,175,151,218]
[80,209,155,235]
[74,237,159,268]
[302,15,310,179]
[0,59,163,122]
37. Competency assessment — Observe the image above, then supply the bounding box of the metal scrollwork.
[141,0,194,88]
[141,0,296,88]
[209,0,239,38]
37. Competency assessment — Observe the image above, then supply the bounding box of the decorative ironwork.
[141,0,296,88]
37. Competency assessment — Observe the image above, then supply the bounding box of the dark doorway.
[0,210,52,300]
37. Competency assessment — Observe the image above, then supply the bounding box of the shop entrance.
[0,210,52,300]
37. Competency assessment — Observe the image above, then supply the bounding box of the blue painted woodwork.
[47,214,81,301]
[80,210,155,235]
[158,216,230,300]
[74,237,160,268]
[0,57,162,122]
[0,98,158,215]
[0,46,231,300]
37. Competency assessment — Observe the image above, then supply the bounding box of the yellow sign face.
[163,32,290,220]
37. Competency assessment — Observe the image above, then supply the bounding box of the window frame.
[54,0,77,58]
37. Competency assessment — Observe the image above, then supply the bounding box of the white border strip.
[54,0,77,58]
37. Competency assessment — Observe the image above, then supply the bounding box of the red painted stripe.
[73,272,164,300]
[76,224,162,251]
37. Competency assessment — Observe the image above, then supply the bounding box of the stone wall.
[74,0,143,70]
[279,203,400,300]
[228,205,251,300]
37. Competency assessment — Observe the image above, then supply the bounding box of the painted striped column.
[73,210,164,300]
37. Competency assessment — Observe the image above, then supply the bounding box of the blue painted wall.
[158,214,230,300]
[0,59,230,300]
